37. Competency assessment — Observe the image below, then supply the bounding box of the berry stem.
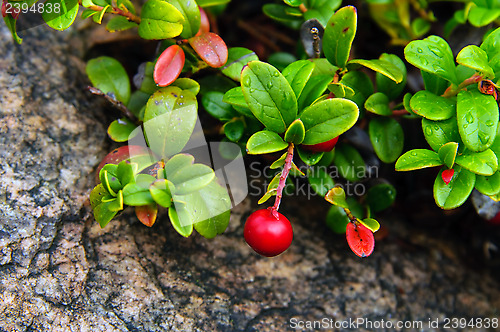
[80,1,142,24]
[441,74,483,98]
[343,207,357,224]
[271,143,294,219]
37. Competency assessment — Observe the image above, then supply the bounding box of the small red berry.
[442,169,454,185]
[346,222,374,258]
[488,211,500,225]
[302,136,339,153]
[244,209,293,257]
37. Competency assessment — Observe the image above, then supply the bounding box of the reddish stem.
[441,74,483,98]
[270,143,294,219]
[83,2,141,24]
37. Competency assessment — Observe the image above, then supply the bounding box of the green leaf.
[170,78,200,95]
[284,119,305,144]
[123,182,155,206]
[107,118,138,142]
[139,0,184,40]
[86,56,131,105]
[42,0,79,31]
[468,6,500,27]
[263,3,303,25]
[323,6,357,69]
[326,197,363,234]
[222,87,248,108]
[395,149,442,171]
[100,168,121,196]
[224,119,245,142]
[3,13,22,44]
[267,52,298,71]
[455,149,498,176]
[143,87,197,157]
[438,142,459,169]
[404,35,458,85]
[340,71,374,110]
[258,188,277,204]
[90,184,108,209]
[93,194,118,228]
[300,98,359,145]
[422,117,463,152]
[168,0,200,39]
[164,154,195,178]
[241,61,297,133]
[150,179,174,208]
[421,70,449,96]
[369,117,404,163]
[297,147,324,166]
[333,144,365,181]
[117,160,136,186]
[456,45,494,79]
[366,183,396,212]
[375,54,406,100]
[434,166,475,209]
[168,163,215,195]
[480,27,500,73]
[324,186,348,208]
[476,172,500,196]
[360,218,380,232]
[285,0,303,6]
[82,9,98,19]
[309,58,338,77]
[103,190,124,212]
[282,60,316,100]
[328,83,355,98]
[106,16,138,32]
[246,130,288,154]
[196,0,230,7]
[297,75,333,111]
[348,59,403,83]
[308,168,335,196]
[457,90,499,152]
[168,205,194,237]
[202,91,236,121]
[411,17,431,37]
[364,92,391,116]
[409,90,456,121]
[221,47,259,82]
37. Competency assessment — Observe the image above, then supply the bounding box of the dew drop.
[417,47,423,53]
[428,46,443,58]
[425,126,433,136]
[464,124,468,129]
[434,125,440,131]
[465,112,474,124]
[486,120,494,127]
[266,81,273,89]
[479,132,490,144]
[273,71,280,77]
[420,57,429,65]
[432,64,443,73]
[249,88,255,93]
[411,151,417,156]
[243,76,251,87]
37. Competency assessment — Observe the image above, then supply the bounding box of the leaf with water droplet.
[409,90,456,121]
[221,47,259,82]
[323,6,357,69]
[246,130,288,154]
[348,58,404,83]
[366,183,396,213]
[369,117,404,163]
[346,222,374,258]
[434,166,475,209]
[438,142,459,169]
[480,27,500,72]
[456,45,495,79]
[395,149,442,171]
[364,92,391,116]
[107,117,139,142]
[375,53,407,100]
[282,60,315,100]
[455,149,498,176]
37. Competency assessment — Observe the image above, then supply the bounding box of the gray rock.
[1,22,500,332]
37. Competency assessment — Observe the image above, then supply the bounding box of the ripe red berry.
[346,222,374,258]
[302,136,339,153]
[488,211,500,225]
[441,169,454,185]
[244,209,293,257]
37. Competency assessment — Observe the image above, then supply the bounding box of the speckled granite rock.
[1,23,500,332]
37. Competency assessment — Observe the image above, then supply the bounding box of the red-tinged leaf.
[346,222,375,258]
[96,145,154,178]
[2,1,7,18]
[442,168,455,185]
[154,45,185,87]
[135,203,158,227]
[195,7,210,36]
[189,32,228,68]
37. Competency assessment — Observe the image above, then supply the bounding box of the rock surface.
[1,23,500,332]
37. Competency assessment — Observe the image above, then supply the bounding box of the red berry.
[488,211,500,225]
[346,222,374,258]
[244,209,293,257]
[302,136,339,153]
[441,169,454,185]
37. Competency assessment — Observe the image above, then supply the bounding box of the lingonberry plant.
[5,0,499,258]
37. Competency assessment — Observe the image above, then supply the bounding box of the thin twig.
[87,86,139,124]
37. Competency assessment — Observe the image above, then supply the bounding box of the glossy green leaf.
[395,149,442,171]
[222,87,248,108]
[366,183,396,212]
[224,119,245,142]
[297,75,333,111]
[360,218,380,232]
[457,90,499,152]
[123,182,155,206]
[258,188,277,204]
[282,60,315,100]
[100,168,121,196]
[308,168,335,196]
[324,186,348,208]
[326,197,363,234]
[438,142,459,169]
[421,70,449,96]
[376,54,407,100]
[455,149,498,176]
[92,191,118,228]
[333,144,365,181]
[475,172,500,196]
[168,205,194,237]
[246,130,288,154]
[42,0,79,31]
[480,27,500,73]
[434,166,475,209]
[285,0,302,6]
[267,52,298,71]
[143,87,197,157]
[196,0,230,6]
[328,83,355,98]
[405,35,458,85]
[116,160,136,186]
[263,3,303,25]
[139,0,184,40]
[168,163,215,195]
[106,16,138,32]
[164,154,194,178]
[369,117,404,163]
[93,5,109,24]
[323,6,357,68]
[241,61,297,133]
[456,45,494,79]
[221,47,259,82]
[150,179,174,208]
[309,58,338,77]
[364,92,391,116]
[300,98,359,145]
[297,147,324,166]
[202,91,236,121]
[468,6,500,27]
[409,90,456,121]
[86,56,131,105]
[103,190,124,212]
[168,0,200,39]
[348,58,403,83]
[107,118,138,142]
[284,119,305,144]
[411,17,431,37]
[170,78,200,95]
[489,125,500,168]
[422,117,463,152]
[340,71,374,110]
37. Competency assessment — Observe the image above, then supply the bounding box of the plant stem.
[441,74,483,98]
[299,3,307,13]
[271,143,294,219]
[82,1,142,24]
[343,207,357,223]
[87,86,139,124]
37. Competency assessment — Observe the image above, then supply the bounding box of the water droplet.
[434,125,440,131]
[420,57,429,65]
[273,71,280,77]
[249,88,255,93]
[479,132,490,144]
[266,81,273,89]
[463,124,468,129]
[411,152,417,156]
[417,47,423,53]
[243,77,251,87]
[428,46,443,58]
[432,64,443,73]
[486,120,494,127]
[465,112,474,124]
[425,126,433,136]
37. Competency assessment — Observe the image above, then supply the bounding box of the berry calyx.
[346,222,374,258]
[301,136,339,153]
[244,208,293,257]
[442,169,454,185]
